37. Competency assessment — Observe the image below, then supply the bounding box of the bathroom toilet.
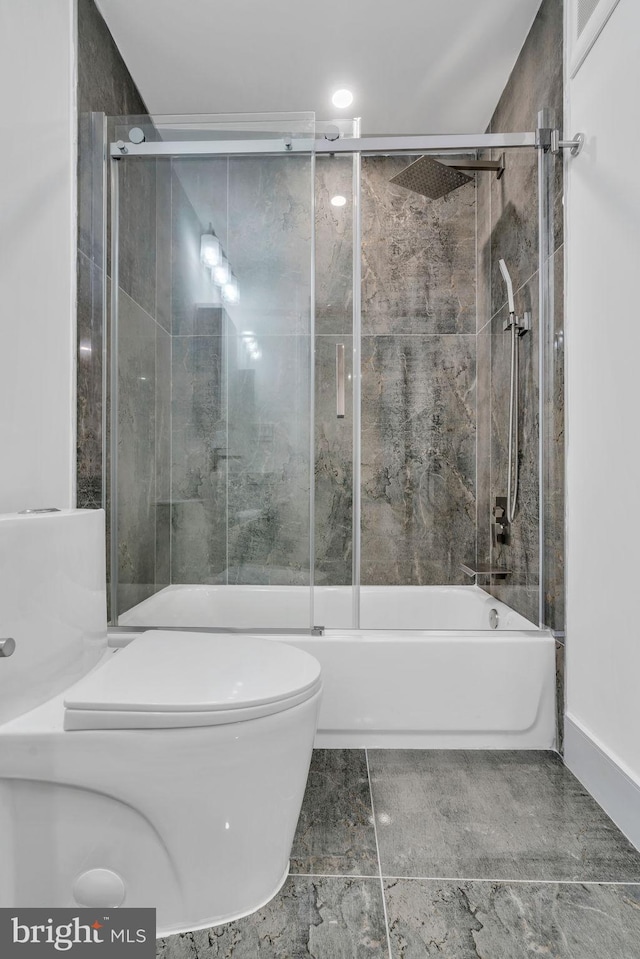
[0,509,321,936]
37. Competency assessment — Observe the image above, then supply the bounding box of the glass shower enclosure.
[103,111,560,634]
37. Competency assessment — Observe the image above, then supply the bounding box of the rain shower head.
[389,155,472,199]
[390,154,505,200]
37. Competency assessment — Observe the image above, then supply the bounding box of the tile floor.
[156,750,640,957]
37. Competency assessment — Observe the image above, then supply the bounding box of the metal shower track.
[110,131,538,158]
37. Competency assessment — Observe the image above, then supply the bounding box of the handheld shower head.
[499,259,515,314]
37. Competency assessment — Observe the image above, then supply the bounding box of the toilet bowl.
[0,510,321,936]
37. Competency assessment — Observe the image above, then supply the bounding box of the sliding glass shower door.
[109,114,318,629]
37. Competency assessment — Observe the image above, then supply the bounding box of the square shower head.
[389,155,473,199]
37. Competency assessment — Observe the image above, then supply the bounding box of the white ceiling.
[95,0,543,135]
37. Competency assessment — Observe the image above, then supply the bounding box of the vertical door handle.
[336,343,345,419]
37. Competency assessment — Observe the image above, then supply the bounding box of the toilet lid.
[63,631,322,731]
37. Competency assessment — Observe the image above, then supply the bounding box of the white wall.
[0,0,76,513]
[565,0,640,842]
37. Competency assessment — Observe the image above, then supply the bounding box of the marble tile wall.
[359,156,477,585]
[476,0,565,639]
[77,0,148,509]
[76,0,171,615]
[314,157,354,586]
[169,157,314,590]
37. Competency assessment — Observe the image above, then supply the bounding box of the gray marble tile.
[476,328,491,569]
[315,335,353,587]
[543,245,565,633]
[77,0,147,117]
[315,156,353,335]
[77,252,103,506]
[476,150,492,334]
[155,159,172,335]
[290,750,377,877]
[227,155,314,336]
[156,877,388,959]
[117,156,158,320]
[491,0,563,136]
[489,152,538,321]
[172,156,229,253]
[361,157,476,335]
[384,879,640,959]
[116,291,158,614]
[170,170,215,336]
[488,280,540,625]
[361,335,476,586]
[155,325,171,589]
[170,330,227,584]
[488,0,563,322]
[226,334,312,584]
[77,111,106,264]
[369,750,640,882]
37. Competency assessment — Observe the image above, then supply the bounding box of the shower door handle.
[336,343,345,419]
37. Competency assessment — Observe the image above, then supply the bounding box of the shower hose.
[507,318,519,524]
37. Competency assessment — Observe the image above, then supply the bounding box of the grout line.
[291,873,381,880]
[377,876,640,886]
[289,873,640,887]
[365,749,394,959]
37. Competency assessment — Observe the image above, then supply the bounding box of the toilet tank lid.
[63,631,321,715]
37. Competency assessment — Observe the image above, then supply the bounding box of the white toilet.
[0,509,321,936]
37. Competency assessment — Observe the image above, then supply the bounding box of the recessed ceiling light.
[331,195,347,207]
[332,89,353,109]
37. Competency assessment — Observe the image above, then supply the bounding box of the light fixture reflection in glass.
[214,257,230,286]
[242,332,261,361]
[331,195,347,207]
[223,275,239,304]
[200,232,221,268]
[332,89,353,108]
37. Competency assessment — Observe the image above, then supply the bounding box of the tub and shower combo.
[101,110,563,754]
[0,110,569,930]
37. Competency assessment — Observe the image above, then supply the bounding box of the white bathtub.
[115,585,556,750]
[119,583,536,631]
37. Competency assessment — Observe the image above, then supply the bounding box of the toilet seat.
[63,630,322,731]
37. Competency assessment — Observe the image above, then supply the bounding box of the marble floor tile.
[384,879,640,959]
[290,749,378,876]
[369,751,640,882]
[156,877,388,959]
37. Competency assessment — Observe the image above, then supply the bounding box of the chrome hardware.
[18,507,61,514]
[0,637,16,658]
[115,140,128,154]
[284,138,293,151]
[336,343,345,419]
[128,127,145,144]
[536,110,584,157]
[489,609,500,629]
[311,626,325,636]
[503,310,531,337]
[550,129,584,157]
[324,125,340,142]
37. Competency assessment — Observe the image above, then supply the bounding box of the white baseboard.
[564,714,640,852]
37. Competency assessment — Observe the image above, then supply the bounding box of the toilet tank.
[0,509,107,725]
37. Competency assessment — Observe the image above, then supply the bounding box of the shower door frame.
[107,124,555,631]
